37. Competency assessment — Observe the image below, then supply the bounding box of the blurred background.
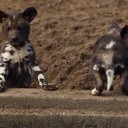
[0,0,127,90]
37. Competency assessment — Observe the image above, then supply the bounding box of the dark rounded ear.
[0,10,8,23]
[109,22,120,31]
[120,25,128,39]
[108,22,120,35]
[22,7,37,22]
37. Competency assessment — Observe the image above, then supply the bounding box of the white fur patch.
[106,41,115,49]
[1,52,11,62]
[2,42,34,64]
[11,49,28,63]
[101,64,105,68]
[0,67,6,74]
[91,88,99,95]
[5,44,14,49]
[106,69,114,91]
[11,44,29,63]
[5,46,13,51]
[13,14,16,20]
[32,66,41,72]
[93,64,99,71]
[0,75,5,82]
[38,74,45,86]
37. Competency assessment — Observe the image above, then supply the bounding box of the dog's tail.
[106,69,114,91]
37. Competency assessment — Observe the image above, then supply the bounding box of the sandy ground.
[0,89,128,128]
[0,0,127,90]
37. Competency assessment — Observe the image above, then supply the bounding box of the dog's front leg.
[25,43,58,91]
[0,62,8,92]
[0,47,12,92]
[31,62,57,91]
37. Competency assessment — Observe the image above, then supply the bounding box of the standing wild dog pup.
[90,23,128,95]
[0,7,57,92]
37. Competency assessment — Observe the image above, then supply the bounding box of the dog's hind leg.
[91,70,106,96]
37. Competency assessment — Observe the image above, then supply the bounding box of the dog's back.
[92,34,128,68]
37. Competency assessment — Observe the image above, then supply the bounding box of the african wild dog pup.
[0,7,58,92]
[90,23,128,95]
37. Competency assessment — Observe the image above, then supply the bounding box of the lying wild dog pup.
[0,7,58,92]
[90,23,128,95]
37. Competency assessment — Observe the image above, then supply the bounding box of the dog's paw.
[39,80,58,91]
[42,83,58,91]
[90,88,100,96]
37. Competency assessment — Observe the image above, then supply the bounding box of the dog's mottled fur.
[0,7,57,92]
[90,23,128,95]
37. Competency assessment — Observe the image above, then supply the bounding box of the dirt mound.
[0,0,127,90]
